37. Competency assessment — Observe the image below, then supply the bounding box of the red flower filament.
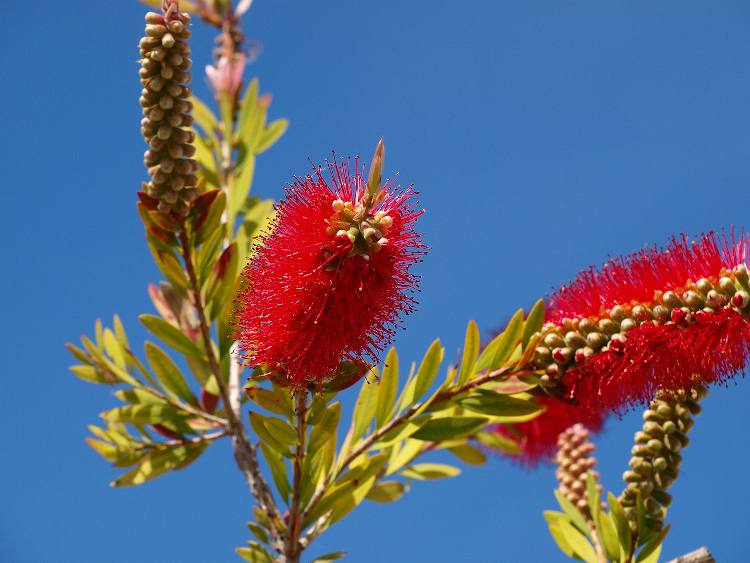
[534,231,750,412]
[500,231,750,465]
[234,156,424,387]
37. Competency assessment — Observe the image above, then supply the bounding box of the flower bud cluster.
[533,266,750,385]
[139,2,198,219]
[555,423,604,520]
[619,385,707,529]
[324,196,393,263]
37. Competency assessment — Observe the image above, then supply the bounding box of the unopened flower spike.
[139,0,199,220]
[233,141,426,388]
[619,386,707,530]
[531,230,750,413]
[555,423,605,521]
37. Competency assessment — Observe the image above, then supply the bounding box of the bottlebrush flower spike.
[233,141,424,387]
[531,230,750,413]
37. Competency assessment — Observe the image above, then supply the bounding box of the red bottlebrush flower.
[531,230,750,413]
[496,397,605,466]
[234,145,424,387]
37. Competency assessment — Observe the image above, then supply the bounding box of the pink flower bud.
[205,54,246,99]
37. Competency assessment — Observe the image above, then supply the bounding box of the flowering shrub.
[66,1,731,561]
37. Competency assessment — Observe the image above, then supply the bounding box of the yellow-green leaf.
[351,376,378,442]
[375,347,399,428]
[139,315,204,359]
[457,320,480,385]
[145,342,196,405]
[522,299,545,349]
[400,463,460,480]
[456,393,541,420]
[255,118,289,154]
[411,416,488,441]
[366,481,405,504]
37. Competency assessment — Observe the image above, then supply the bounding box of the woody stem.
[286,391,308,562]
[178,230,285,555]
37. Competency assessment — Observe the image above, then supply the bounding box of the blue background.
[3,1,749,561]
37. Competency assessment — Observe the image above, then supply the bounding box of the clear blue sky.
[3,1,750,561]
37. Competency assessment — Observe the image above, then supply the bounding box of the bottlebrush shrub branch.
[233,141,425,387]
[501,231,750,464]
[536,232,750,410]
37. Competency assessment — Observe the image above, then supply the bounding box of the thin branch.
[667,547,715,563]
[286,392,308,562]
[298,512,332,551]
[178,230,285,554]
[302,364,523,523]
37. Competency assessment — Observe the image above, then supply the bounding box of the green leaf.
[375,347,399,428]
[246,522,269,544]
[255,118,289,154]
[145,342,196,405]
[522,299,545,349]
[259,414,298,446]
[555,490,590,536]
[139,315,204,359]
[113,315,130,352]
[636,525,670,562]
[309,402,341,453]
[196,191,226,248]
[475,430,521,455]
[386,439,423,475]
[475,309,524,372]
[447,443,487,466]
[99,355,141,388]
[586,473,601,525]
[366,480,405,504]
[411,416,488,441]
[307,454,388,525]
[235,77,259,144]
[102,404,187,425]
[312,551,346,563]
[66,343,91,364]
[152,248,190,292]
[218,92,233,144]
[230,153,256,220]
[111,442,207,486]
[246,387,294,417]
[70,365,110,384]
[400,463,460,480]
[236,543,273,563]
[115,388,163,405]
[192,133,217,179]
[548,523,577,559]
[260,443,291,504]
[190,95,219,137]
[608,492,633,557]
[556,518,598,563]
[375,419,427,447]
[103,329,126,369]
[544,512,577,559]
[351,376,378,442]
[597,511,622,562]
[457,320,480,386]
[638,544,662,563]
[457,393,540,420]
[413,339,443,401]
[249,413,295,454]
